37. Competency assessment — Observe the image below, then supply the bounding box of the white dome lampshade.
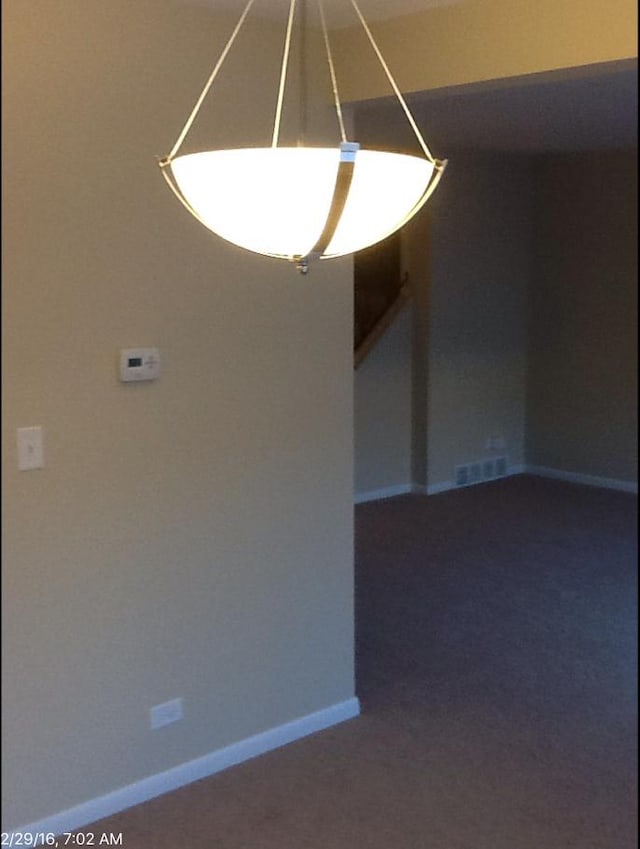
[159,0,447,273]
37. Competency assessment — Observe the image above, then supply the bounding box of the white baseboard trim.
[425,480,454,495]
[426,465,526,496]
[354,483,416,503]
[354,464,638,500]
[525,465,638,494]
[354,467,637,501]
[6,697,360,839]
[355,467,530,501]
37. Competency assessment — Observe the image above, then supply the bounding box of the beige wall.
[2,0,354,828]
[352,112,428,498]
[353,146,638,495]
[334,0,637,102]
[527,149,638,481]
[351,205,432,497]
[354,306,413,496]
[348,0,636,496]
[426,153,532,487]
[352,124,532,496]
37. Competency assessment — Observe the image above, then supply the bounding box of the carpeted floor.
[92,475,638,848]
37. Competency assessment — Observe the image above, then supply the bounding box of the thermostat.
[119,347,161,382]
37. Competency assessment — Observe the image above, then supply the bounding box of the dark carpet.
[92,475,638,847]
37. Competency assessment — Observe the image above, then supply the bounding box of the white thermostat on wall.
[119,347,161,382]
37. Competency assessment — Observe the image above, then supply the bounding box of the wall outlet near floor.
[150,697,183,730]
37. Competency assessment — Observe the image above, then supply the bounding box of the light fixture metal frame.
[159,0,447,272]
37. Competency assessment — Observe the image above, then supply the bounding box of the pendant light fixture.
[159,0,447,273]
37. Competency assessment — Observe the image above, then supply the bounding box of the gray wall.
[354,146,637,496]
[2,0,354,828]
[426,153,532,488]
[353,150,532,496]
[527,149,638,481]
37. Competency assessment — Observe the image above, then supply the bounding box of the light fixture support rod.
[167,0,257,162]
[348,0,436,163]
[298,0,308,144]
[318,0,347,143]
[272,0,298,148]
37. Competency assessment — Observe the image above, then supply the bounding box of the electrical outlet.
[150,698,183,730]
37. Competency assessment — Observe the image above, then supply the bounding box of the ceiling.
[184,0,637,153]
[186,0,460,27]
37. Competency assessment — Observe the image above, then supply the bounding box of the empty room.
[2,0,637,846]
